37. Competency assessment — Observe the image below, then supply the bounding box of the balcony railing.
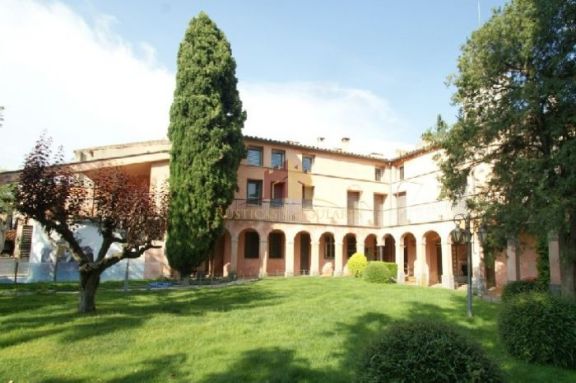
[225,199,459,227]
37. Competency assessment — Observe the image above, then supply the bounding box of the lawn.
[1,278,575,382]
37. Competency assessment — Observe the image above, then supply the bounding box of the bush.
[359,321,504,383]
[498,291,576,369]
[363,261,397,284]
[347,252,368,277]
[501,279,545,302]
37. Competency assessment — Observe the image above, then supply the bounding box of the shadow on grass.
[198,347,343,383]
[39,353,188,383]
[1,282,282,347]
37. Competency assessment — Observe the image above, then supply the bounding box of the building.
[1,136,554,290]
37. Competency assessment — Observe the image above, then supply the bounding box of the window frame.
[246,146,263,167]
[271,149,286,169]
[302,155,314,173]
[247,179,263,205]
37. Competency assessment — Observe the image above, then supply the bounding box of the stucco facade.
[1,136,543,289]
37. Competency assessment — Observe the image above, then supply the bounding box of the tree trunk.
[79,270,101,314]
[559,219,576,298]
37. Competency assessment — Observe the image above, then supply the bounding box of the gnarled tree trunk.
[79,270,101,313]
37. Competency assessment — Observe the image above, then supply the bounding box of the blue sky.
[0,0,508,169]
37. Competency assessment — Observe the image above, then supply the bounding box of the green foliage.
[0,183,15,215]
[347,252,367,277]
[166,12,246,277]
[363,261,397,284]
[499,292,576,369]
[501,279,545,302]
[536,234,550,289]
[359,321,504,383]
[434,0,576,295]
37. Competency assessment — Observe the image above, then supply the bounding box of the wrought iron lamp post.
[451,214,486,318]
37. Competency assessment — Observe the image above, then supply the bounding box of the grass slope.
[1,278,575,382]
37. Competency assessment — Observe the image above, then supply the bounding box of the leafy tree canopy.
[427,0,576,294]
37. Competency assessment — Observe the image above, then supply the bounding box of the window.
[374,193,386,226]
[271,149,285,169]
[324,235,335,259]
[247,180,262,205]
[399,165,405,180]
[247,147,263,166]
[271,182,284,207]
[302,155,313,172]
[244,231,259,259]
[269,232,284,259]
[302,186,314,209]
[375,168,384,181]
[396,192,407,225]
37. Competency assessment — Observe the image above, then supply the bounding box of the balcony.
[225,199,458,228]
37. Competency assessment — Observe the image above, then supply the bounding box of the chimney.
[340,137,350,151]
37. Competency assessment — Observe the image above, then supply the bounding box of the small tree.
[166,12,245,280]
[16,136,168,313]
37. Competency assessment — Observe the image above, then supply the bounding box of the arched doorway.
[210,229,231,277]
[267,230,286,276]
[294,231,311,275]
[401,233,416,281]
[383,234,396,262]
[364,234,378,260]
[319,232,335,276]
[238,229,260,278]
[423,231,442,285]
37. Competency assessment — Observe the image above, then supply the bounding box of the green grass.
[1,278,575,382]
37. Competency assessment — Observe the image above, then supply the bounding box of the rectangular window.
[247,179,262,205]
[374,193,386,226]
[271,149,285,169]
[302,155,313,172]
[347,191,360,225]
[399,165,405,180]
[244,231,260,259]
[375,168,384,181]
[302,186,314,209]
[269,232,284,259]
[246,147,263,166]
[396,192,407,225]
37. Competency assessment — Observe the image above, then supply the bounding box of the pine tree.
[166,12,245,280]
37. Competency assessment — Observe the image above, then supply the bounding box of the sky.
[0,0,509,170]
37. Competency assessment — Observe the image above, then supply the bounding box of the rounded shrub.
[347,252,368,277]
[363,261,397,284]
[498,291,576,369]
[359,321,503,383]
[501,279,545,302]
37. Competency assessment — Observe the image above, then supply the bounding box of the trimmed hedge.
[499,291,576,369]
[363,261,397,284]
[501,279,545,302]
[359,321,504,383]
[348,252,368,277]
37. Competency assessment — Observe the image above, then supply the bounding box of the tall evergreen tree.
[167,12,245,280]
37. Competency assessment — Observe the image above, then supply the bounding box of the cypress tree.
[166,12,245,280]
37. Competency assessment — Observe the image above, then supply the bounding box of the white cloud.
[240,82,415,157]
[0,1,414,171]
[0,0,174,170]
